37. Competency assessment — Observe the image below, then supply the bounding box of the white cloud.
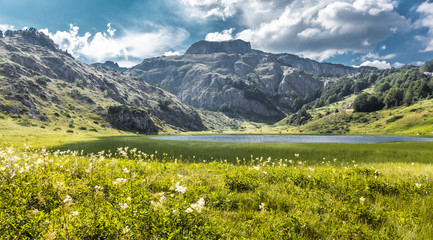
[163,51,183,56]
[416,1,433,52]
[360,52,396,61]
[359,60,391,69]
[179,0,241,20]
[235,0,408,60]
[176,0,408,60]
[393,62,405,68]
[205,28,235,41]
[40,23,189,67]
[0,24,15,32]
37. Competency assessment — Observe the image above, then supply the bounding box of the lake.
[151,135,433,143]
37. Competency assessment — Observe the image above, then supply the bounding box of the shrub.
[158,98,172,111]
[353,93,384,112]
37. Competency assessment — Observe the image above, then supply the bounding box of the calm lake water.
[151,135,433,143]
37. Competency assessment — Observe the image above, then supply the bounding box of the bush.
[158,98,172,111]
[34,75,49,86]
[66,129,74,133]
[353,93,384,112]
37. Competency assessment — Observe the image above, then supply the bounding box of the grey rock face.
[129,52,323,122]
[129,40,365,122]
[186,40,252,55]
[276,54,359,76]
[107,106,158,133]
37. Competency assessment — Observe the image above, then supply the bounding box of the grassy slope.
[299,95,433,136]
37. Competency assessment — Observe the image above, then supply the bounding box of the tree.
[384,88,403,109]
[403,86,414,106]
[353,93,384,112]
[422,59,433,73]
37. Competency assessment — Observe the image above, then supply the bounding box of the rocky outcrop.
[107,106,158,133]
[91,61,128,72]
[186,40,252,55]
[276,54,359,76]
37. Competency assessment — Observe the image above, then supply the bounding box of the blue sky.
[1,0,433,69]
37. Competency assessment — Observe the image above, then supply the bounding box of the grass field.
[56,135,433,166]
[1,146,432,239]
[1,119,433,239]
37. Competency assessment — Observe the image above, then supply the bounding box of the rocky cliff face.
[128,40,366,122]
[0,30,206,132]
[132,40,355,122]
[107,106,158,133]
[186,40,252,55]
[276,54,359,76]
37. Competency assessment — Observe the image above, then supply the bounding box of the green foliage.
[421,59,433,73]
[386,115,403,123]
[286,107,312,126]
[0,147,432,239]
[34,75,49,86]
[158,98,172,111]
[384,88,403,108]
[353,93,384,112]
[74,78,84,87]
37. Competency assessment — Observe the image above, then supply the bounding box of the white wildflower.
[259,203,265,211]
[175,182,187,194]
[63,195,73,204]
[32,209,39,214]
[113,178,127,185]
[126,197,132,202]
[294,153,299,158]
[0,166,5,171]
[415,183,422,188]
[190,198,205,213]
[185,207,193,213]
[95,185,104,191]
[120,203,128,209]
[123,168,130,173]
[253,165,261,171]
[72,211,79,216]
[123,226,130,234]
[359,197,366,205]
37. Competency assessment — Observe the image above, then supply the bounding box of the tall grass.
[0,146,432,239]
[56,136,433,165]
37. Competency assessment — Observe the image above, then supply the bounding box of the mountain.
[0,29,206,133]
[128,40,364,122]
[91,61,128,72]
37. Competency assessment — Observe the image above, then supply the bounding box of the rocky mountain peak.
[185,39,252,55]
[3,28,58,52]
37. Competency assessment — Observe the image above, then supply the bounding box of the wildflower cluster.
[0,146,432,239]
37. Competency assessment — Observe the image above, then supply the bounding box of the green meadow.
[1,121,433,239]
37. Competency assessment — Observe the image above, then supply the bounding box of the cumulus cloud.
[205,28,235,41]
[360,52,396,62]
[359,60,391,69]
[40,23,189,67]
[393,62,405,68]
[235,0,408,60]
[189,0,408,60]
[179,0,240,20]
[416,1,433,52]
[0,24,15,32]
[163,51,183,56]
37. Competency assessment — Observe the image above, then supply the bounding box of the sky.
[1,0,433,69]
